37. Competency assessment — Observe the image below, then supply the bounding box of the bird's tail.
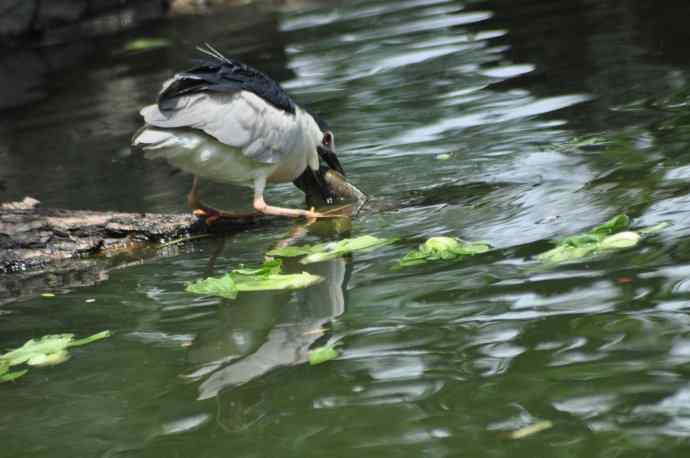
[130,125,180,157]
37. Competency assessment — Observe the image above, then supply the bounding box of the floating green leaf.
[186,274,239,299]
[233,272,322,292]
[124,38,171,52]
[233,260,321,291]
[537,214,668,263]
[536,244,598,264]
[0,331,111,383]
[598,231,641,249]
[27,350,70,367]
[0,367,28,383]
[588,214,630,237]
[1,331,111,367]
[185,260,322,299]
[308,345,339,365]
[2,334,76,366]
[231,259,283,276]
[396,236,491,268]
[268,235,398,264]
[68,330,112,348]
[267,246,313,258]
[638,221,672,234]
[302,236,397,263]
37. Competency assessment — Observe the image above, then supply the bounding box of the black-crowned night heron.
[132,44,344,220]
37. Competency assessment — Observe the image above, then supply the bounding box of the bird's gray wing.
[140,91,295,164]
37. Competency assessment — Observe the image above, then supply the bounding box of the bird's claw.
[305,207,320,224]
[304,205,350,221]
[304,207,342,220]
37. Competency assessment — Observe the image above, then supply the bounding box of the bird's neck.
[295,108,322,170]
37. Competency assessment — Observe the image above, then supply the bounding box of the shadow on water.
[6,0,690,457]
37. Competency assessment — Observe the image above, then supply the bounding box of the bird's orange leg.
[251,176,342,221]
[253,193,322,219]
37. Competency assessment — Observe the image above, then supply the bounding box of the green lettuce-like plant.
[536,215,669,263]
[185,259,323,299]
[268,235,398,264]
[0,360,28,383]
[1,331,111,383]
[396,236,491,268]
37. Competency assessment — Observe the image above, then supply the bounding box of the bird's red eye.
[322,132,333,146]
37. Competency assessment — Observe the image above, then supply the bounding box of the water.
[3,0,690,456]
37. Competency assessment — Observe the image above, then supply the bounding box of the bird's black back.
[158,44,297,115]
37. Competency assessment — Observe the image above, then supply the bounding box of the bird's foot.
[252,195,346,221]
[318,204,354,217]
[304,208,321,225]
[305,207,347,222]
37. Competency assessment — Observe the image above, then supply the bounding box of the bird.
[131,44,345,221]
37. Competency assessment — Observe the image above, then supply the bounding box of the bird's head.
[316,130,345,177]
[293,124,347,206]
[310,113,344,177]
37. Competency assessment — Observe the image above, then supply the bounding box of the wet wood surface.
[0,197,266,274]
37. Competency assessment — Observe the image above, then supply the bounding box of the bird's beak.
[317,145,345,177]
[293,144,346,206]
[293,164,336,206]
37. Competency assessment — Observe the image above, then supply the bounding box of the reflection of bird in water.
[190,257,349,401]
[132,44,345,221]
